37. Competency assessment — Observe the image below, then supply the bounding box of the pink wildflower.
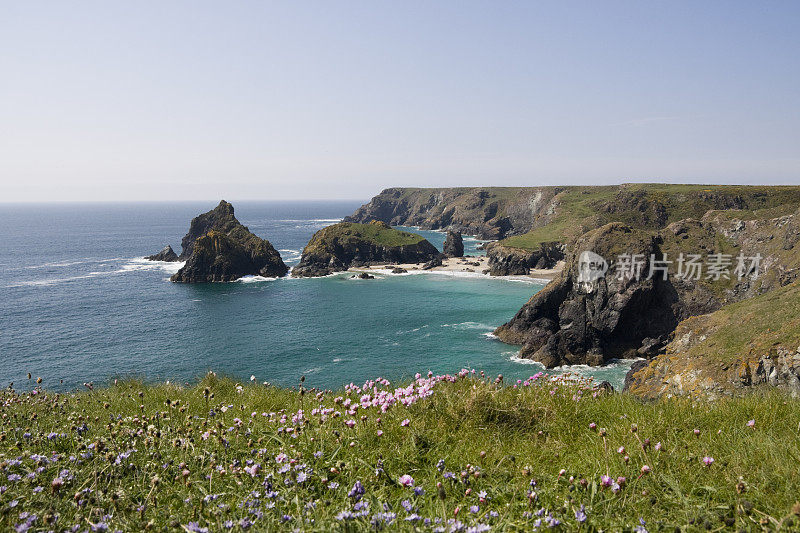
[398,474,414,487]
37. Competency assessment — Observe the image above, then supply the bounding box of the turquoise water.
[0,202,633,391]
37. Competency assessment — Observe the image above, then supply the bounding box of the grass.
[2,371,800,531]
[497,184,800,251]
[305,222,426,251]
[671,281,800,364]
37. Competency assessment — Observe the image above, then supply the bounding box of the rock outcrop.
[170,201,287,282]
[624,280,800,399]
[486,242,564,276]
[292,221,439,277]
[146,245,179,262]
[443,231,464,257]
[494,224,682,367]
[178,200,241,260]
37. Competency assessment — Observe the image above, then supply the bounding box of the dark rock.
[486,242,564,276]
[422,256,444,270]
[146,245,179,262]
[357,272,375,279]
[178,200,239,260]
[292,221,440,277]
[597,381,615,394]
[622,359,650,393]
[494,224,682,367]
[443,231,464,257]
[391,267,408,274]
[170,201,287,282]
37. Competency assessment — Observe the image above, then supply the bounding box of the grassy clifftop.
[304,221,426,252]
[500,184,800,251]
[626,281,800,399]
[2,373,800,531]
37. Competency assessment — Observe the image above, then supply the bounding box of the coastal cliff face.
[171,201,287,282]
[493,202,800,377]
[292,221,440,277]
[624,280,800,399]
[485,242,564,276]
[344,187,561,239]
[494,224,683,367]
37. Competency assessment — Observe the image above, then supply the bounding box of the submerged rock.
[170,201,287,283]
[145,245,179,262]
[292,221,439,277]
[443,231,464,257]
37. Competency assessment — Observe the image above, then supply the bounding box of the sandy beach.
[348,256,563,281]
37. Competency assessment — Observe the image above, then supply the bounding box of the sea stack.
[145,245,179,262]
[443,230,464,257]
[170,201,288,282]
[292,221,439,277]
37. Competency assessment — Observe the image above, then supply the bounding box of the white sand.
[348,257,563,281]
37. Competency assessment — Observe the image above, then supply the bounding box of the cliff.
[624,280,800,399]
[485,241,564,276]
[494,202,800,369]
[344,187,561,239]
[292,221,440,277]
[171,201,287,282]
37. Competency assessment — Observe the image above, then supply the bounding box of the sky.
[1,1,799,202]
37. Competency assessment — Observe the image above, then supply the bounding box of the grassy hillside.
[500,184,800,251]
[2,372,800,531]
[305,221,426,251]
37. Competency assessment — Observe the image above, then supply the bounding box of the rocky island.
[169,200,288,282]
[292,221,440,277]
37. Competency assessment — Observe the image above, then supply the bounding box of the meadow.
[1,370,799,532]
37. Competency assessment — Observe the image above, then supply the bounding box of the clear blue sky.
[1,1,798,201]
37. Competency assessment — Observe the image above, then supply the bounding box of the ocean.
[0,201,634,391]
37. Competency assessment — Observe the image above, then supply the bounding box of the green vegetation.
[305,221,426,251]
[3,372,800,531]
[670,281,800,364]
[500,184,800,251]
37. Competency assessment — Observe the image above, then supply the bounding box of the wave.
[7,258,186,288]
[441,321,494,331]
[22,257,125,270]
[507,353,547,367]
[396,325,429,335]
[236,275,278,283]
[122,258,185,275]
[7,272,117,288]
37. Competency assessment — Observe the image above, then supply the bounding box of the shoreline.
[348,256,563,282]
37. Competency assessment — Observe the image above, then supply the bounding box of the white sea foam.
[236,275,278,283]
[23,257,125,270]
[441,321,493,331]
[507,353,547,367]
[122,258,185,275]
[482,332,499,340]
[7,272,113,288]
[8,257,186,287]
[397,325,429,335]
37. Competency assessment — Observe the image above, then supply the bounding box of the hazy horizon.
[2,1,799,202]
